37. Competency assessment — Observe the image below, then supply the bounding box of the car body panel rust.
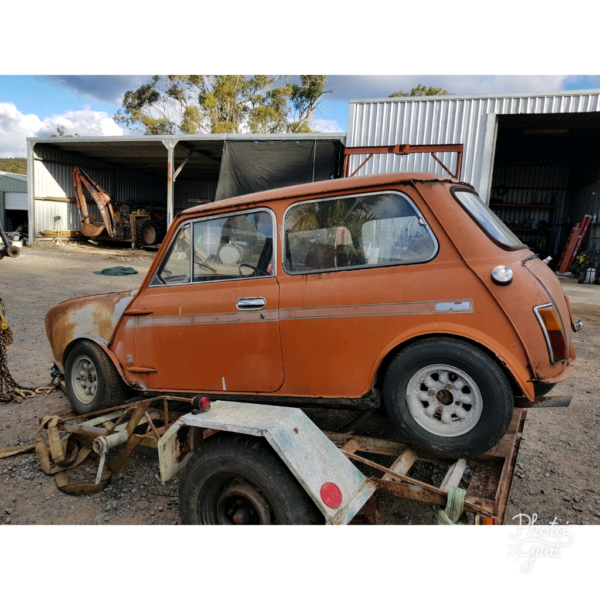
[45,290,134,369]
[45,172,577,407]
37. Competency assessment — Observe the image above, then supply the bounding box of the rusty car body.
[46,172,579,456]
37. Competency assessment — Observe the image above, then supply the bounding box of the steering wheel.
[239,263,270,277]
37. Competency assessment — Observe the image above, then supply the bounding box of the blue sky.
[1,75,599,157]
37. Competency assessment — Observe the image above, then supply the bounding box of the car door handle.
[236,297,266,310]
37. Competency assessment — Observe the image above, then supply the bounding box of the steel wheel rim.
[71,356,98,405]
[406,364,483,437]
[143,226,156,245]
[198,473,277,525]
[215,479,273,525]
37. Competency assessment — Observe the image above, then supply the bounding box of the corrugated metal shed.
[0,171,28,189]
[0,171,28,228]
[27,133,346,242]
[347,90,600,201]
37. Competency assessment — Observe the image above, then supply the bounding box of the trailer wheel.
[64,340,128,415]
[179,433,323,525]
[383,338,514,457]
[136,218,161,247]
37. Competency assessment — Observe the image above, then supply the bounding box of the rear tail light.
[534,304,567,363]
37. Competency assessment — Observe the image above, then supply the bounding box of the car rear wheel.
[179,433,323,525]
[383,338,514,457]
[64,340,128,414]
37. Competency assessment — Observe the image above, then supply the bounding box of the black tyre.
[64,340,129,414]
[179,433,323,525]
[136,217,161,247]
[383,338,514,457]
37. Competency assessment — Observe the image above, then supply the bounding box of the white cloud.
[0,103,125,157]
[313,118,345,133]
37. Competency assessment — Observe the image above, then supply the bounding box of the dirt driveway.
[0,245,599,525]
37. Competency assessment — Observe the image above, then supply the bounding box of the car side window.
[284,192,437,274]
[192,211,275,282]
[154,224,192,285]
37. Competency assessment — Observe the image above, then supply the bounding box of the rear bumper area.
[535,363,575,385]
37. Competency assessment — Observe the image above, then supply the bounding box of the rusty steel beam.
[343,144,465,179]
[349,155,374,177]
[344,144,464,156]
[375,478,495,517]
[430,152,455,179]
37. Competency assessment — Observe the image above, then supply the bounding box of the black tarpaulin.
[215,140,343,201]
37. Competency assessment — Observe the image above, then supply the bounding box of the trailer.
[32,392,569,525]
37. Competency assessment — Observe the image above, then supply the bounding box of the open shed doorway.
[489,113,600,270]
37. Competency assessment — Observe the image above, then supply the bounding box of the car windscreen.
[453,189,525,249]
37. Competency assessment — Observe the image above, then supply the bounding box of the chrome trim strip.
[126,299,473,328]
[281,189,439,277]
[129,309,279,328]
[280,299,473,321]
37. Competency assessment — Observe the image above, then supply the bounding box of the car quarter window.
[283,192,438,274]
[154,224,192,285]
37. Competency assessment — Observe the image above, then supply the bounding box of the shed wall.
[347,92,600,199]
[0,174,28,193]
[32,145,218,233]
[0,173,28,230]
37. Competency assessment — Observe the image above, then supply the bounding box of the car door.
[277,189,452,398]
[131,208,283,393]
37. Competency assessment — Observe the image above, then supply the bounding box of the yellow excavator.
[73,166,166,247]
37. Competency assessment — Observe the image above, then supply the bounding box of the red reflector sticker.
[320,482,343,509]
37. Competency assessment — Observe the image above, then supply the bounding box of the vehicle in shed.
[45,172,580,456]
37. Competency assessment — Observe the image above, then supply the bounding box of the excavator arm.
[73,166,116,237]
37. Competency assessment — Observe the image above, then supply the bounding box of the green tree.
[0,158,27,175]
[389,84,451,98]
[115,75,332,135]
[50,126,79,138]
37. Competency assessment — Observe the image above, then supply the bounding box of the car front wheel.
[64,340,128,414]
[383,338,514,457]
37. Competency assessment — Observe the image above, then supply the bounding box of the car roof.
[181,171,465,217]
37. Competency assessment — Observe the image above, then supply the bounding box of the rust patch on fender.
[45,290,134,365]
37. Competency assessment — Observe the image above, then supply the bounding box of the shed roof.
[28,133,347,181]
[0,171,27,182]
[349,88,600,104]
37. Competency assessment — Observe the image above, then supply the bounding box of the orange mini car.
[45,173,580,456]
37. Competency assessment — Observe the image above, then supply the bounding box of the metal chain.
[0,298,50,403]
[0,318,21,402]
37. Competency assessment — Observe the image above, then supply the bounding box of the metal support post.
[162,139,178,228]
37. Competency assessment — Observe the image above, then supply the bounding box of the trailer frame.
[40,395,531,525]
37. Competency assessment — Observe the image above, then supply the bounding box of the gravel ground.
[0,244,598,525]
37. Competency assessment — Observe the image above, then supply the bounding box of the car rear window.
[453,189,524,248]
[284,191,438,274]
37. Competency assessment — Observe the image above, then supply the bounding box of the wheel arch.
[62,335,136,390]
[370,327,534,402]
